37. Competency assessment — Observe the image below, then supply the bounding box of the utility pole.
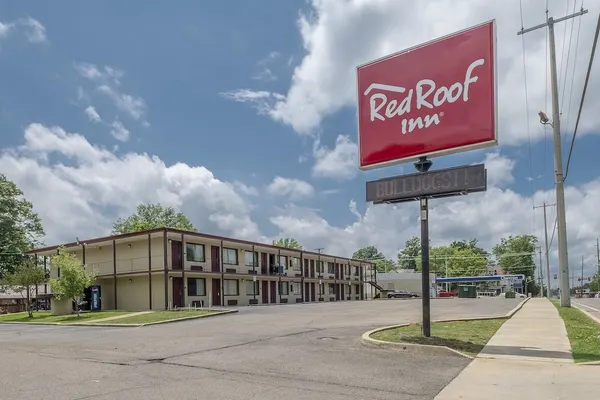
[581,255,584,298]
[534,203,555,298]
[596,238,600,279]
[519,8,588,307]
[538,247,544,297]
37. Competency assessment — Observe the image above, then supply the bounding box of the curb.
[0,310,238,328]
[505,297,530,317]
[361,298,529,358]
[572,302,600,326]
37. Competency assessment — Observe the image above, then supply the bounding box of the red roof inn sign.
[357,20,498,170]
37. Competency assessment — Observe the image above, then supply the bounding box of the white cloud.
[232,181,259,196]
[267,176,315,200]
[0,22,14,38]
[253,51,281,81]
[75,62,148,125]
[109,121,130,142]
[19,17,46,43]
[1,124,259,244]
[479,152,515,187]
[222,0,600,146]
[219,90,284,115]
[84,106,101,123]
[312,135,358,180]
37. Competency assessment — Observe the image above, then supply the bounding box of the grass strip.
[0,311,131,324]
[551,300,600,363]
[100,310,219,325]
[371,318,506,357]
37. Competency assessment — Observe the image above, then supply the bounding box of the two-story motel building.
[26,228,375,311]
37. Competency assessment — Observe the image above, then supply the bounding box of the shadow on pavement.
[480,345,573,360]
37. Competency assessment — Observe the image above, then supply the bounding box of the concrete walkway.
[75,311,153,323]
[435,298,600,399]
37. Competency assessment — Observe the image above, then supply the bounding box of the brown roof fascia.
[25,227,373,265]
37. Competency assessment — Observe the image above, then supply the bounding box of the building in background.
[375,270,437,297]
[26,228,374,311]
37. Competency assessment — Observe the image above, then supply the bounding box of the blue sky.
[1,0,600,278]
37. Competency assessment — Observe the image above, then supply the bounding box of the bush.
[505,291,516,299]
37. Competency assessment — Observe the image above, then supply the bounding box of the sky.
[1,0,600,286]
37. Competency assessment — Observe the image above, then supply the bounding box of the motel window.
[316,261,324,274]
[292,282,302,295]
[223,248,238,265]
[328,283,335,295]
[224,279,239,296]
[245,251,258,267]
[345,265,351,276]
[291,257,301,271]
[327,262,334,274]
[246,280,259,296]
[279,255,288,268]
[186,243,205,262]
[187,278,206,296]
[355,285,360,295]
[354,266,360,276]
[279,281,289,295]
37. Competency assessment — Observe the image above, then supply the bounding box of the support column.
[300,251,304,303]
[181,233,185,307]
[148,233,152,310]
[112,239,117,310]
[43,256,47,294]
[163,229,168,310]
[220,240,224,307]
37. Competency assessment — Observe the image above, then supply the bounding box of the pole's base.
[414,157,433,173]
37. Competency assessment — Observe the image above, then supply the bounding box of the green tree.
[450,239,489,258]
[49,246,97,316]
[374,258,396,273]
[0,257,47,317]
[352,246,383,261]
[397,236,421,270]
[0,175,45,278]
[414,245,488,277]
[492,235,537,276]
[272,238,303,249]
[112,203,197,234]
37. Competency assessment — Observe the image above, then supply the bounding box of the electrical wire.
[564,11,600,181]
[558,0,572,85]
[560,0,579,113]
[563,8,583,152]
[519,0,537,237]
[543,1,550,183]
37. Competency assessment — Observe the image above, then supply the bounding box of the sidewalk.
[435,298,600,399]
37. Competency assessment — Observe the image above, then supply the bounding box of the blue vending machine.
[91,286,101,312]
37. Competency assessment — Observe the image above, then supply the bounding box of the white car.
[498,292,526,298]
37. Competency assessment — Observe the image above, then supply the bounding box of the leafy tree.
[450,239,489,258]
[374,258,396,273]
[492,235,537,277]
[49,246,97,316]
[414,245,487,277]
[397,236,421,270]
[0,174,45,278]
[352,246,383,261]
[272,238,303,249]
[0,257,47,317]
[112,203,197,234]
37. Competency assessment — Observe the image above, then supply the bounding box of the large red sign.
[357,20,497,170]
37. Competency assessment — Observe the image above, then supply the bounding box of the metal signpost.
[357,21,497,337]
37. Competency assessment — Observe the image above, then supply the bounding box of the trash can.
[458,285,477,298]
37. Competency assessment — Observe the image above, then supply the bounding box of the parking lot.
[0,298,521,400]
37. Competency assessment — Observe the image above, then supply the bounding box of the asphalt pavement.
[573,298,600,320]
[0,298,521,400]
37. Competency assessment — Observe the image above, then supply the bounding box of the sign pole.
[415,157,433,337]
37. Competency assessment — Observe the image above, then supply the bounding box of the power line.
[563,9,583,149]
[519,0,537,236]
[564,10,600,181]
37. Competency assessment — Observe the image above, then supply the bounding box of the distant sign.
[357,20,498,170]
[366,164,486,204]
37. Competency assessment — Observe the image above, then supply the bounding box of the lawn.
[0,311,131,324]
[100,310,220,325]
[371,318,507,357]
[552,300,600,363]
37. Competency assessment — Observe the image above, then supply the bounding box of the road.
[0,298,520,400]
[573,298,600,320]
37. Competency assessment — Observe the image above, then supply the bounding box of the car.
[438,290,458,298]
[387,290,419,299]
